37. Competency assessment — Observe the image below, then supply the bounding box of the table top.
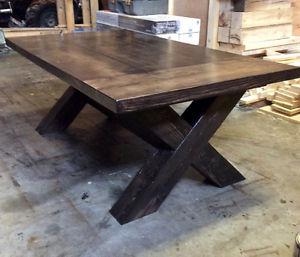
[7,30,300,113]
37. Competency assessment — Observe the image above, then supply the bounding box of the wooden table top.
[7,30,300,113]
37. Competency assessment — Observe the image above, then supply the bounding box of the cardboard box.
[159,33,200,45]
[96,12,201,45]
[96,11,119,27]
[96,11,201,35]
[118,15,179,34]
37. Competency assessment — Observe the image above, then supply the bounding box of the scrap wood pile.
[271,80,300,115]
[239,84,280,106]
[217,0,300,56]
[240,51,300,107]
[258,51,300,123]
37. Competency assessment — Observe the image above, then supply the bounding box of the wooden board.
[218,27,230,43]
[293,0,300,35]
[273,99,300,109]
[276,89,300,100]
[231,8,292,29]
[218,37,300,55]
[6,30,300,113]
[233,0,291,12]
[64,0,75,31]
[3,28,66,38]
[56,0,66,26]
[291,84,300,93]
[218,0,233,27]
[259,105,300,123]
[82,0,91,26]
[272,103,300,114]
[90,0,99,28]
[229,24,293,44]
[206,0,221,48]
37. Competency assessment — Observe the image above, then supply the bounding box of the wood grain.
[7,30,300,113]
[36,87,87,134]
[110,91,244,224]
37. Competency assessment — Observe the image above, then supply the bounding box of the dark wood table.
[7,30,300,224]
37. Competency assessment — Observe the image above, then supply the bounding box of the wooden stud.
[64,0,75,31]
[56,0,67,27]
[82,0,91,26]
[206,0,220,48]
[90,0,99,29]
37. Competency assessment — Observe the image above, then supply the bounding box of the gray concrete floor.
[0,51,299,257]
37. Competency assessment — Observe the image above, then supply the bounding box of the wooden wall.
[169,0,210,46]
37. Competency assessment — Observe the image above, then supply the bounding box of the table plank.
[7,30,300,113]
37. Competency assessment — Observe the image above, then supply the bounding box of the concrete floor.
[0,51,299,257]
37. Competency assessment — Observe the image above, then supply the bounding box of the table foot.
[193,144,245,188]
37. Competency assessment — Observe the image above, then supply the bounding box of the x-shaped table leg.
[110,91,245,224]
[115,100,245,190]
[36,87,245,224]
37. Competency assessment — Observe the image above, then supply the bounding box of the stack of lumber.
[217,0,300,56]
[259,50,300,123]
[239,84,281,105]
[260,80,300,123]
[272,81,300,115]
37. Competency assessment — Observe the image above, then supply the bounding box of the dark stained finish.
[182,98,216,126]
[38,86,244,189]
[36,87,87,134]
[110,91,244,224]
[193,144,245,187]
[6,30,300,113]
[8,31,300,224]
[116,104,245,188]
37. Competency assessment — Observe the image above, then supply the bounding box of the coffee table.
[7,30,300,224]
